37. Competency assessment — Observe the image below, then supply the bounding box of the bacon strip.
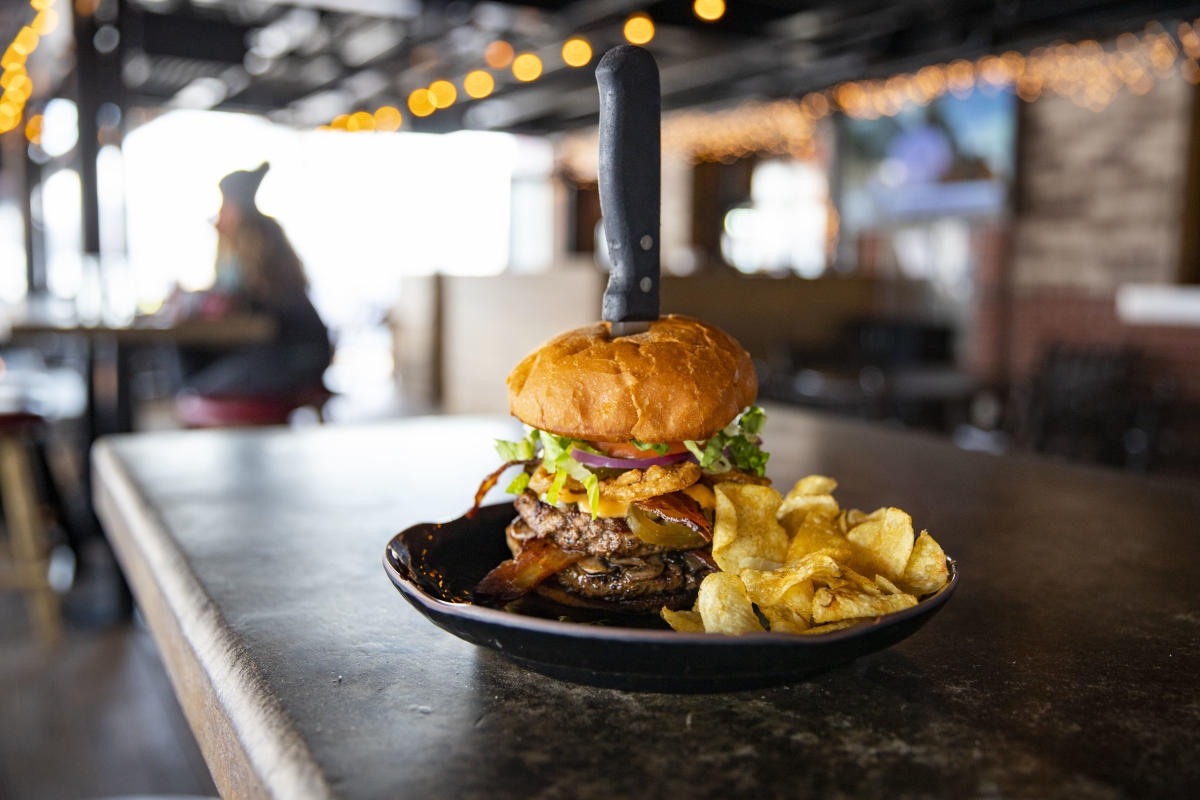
[474,537,582,603]
[687,548,718,571]
[467,460,534,518]
[633,491,713,541]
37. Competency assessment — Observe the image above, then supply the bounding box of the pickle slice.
[627,505,709,549]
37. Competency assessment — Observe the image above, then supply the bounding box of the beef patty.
[508,491,715,610]
[512,490,661,558]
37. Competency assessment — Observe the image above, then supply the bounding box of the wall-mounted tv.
[837,88,1017,230]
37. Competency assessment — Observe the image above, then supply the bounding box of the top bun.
[507,315,757,443]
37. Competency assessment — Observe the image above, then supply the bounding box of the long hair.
[216,210,309,307]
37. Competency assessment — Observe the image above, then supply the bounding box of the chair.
[1022,345,1157,468]
[0,411,62,647]
[175,385,333,428]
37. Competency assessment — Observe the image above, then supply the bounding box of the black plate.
[383,503,958,692]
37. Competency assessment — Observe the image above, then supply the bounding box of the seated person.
[178,162,331,400]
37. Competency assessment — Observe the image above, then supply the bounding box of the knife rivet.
[640,277,653,292]
[640,235,653,250]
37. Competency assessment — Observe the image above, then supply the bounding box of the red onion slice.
[569,447,692,470]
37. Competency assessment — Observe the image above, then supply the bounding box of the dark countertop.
[91,407,1200,799]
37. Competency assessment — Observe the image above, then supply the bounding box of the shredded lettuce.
[738,405,767,436]
[493,428,603,517]
[544,468,569,505]
[492,407,769,515]
[683,405,770,477]
[494,430,538,462]
[504,471,530,494]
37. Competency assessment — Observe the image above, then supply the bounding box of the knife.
[596,45,660,338]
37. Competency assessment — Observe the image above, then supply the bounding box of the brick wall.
[991,73,1200,399]
[1012,76,1191,290]
[1008,287,1200,399]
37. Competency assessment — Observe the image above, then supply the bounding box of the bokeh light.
[624,14,655,45]
[373,105,402,132]
[407,88,436,117]
[13,28,38,57]
[1,66,24,90]
[2,45,27,71]
[694,0,725,22]
[6,73,32,102]
[0,100,20,134]
[429,79,457,108]
[463,70,494,99]
[346,110,375,132]
[562,38,592,67]
[23,112,41,143]
[512,53,543,82]
[31,9,59,35]
[485,40,514,69]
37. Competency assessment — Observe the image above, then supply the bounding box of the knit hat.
[218,161,269,209]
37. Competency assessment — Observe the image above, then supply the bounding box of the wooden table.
[3,303,275,436]
[91,407,1200,799]
[3,307,276,347]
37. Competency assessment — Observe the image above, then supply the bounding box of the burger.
[470,314,770,613]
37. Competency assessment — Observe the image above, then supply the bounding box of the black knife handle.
[597,45,660,324]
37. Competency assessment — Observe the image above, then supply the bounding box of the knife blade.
[596,45,660,338]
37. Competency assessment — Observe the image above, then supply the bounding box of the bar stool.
[0,411,62,647]
[175,385,333,428]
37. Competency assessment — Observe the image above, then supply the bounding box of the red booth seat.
[176,387,332,428]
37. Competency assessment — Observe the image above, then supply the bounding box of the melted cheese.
[579,495,632,518]
[542,487,630,518]
[682,483,716,509]
[546,481,714,518]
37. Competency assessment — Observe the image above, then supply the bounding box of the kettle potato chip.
[759,590,812,634]
[844,507,915,583]
[777,476,840,531]
[739,551,843,607]
[899,531,950,596]
[784,512,854,564]
[711,484,789,573]
[695,571,764,635]
[659,608,705,633]
[799,619,866,635]
[663,474,951,636]
[812,582,918,624]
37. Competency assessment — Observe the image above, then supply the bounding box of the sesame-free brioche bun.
[506,315,756,443]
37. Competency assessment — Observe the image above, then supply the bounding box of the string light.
[373,105,402,132]
[31,8,58,35]
[1,66,23,90]
[407,88,436,117]
[429,79,457,108]
[484,40,514,69]
[346,110,375,131]
[322,16,1200,139]
[562,18,1200,164]
[694,0,725,22]
[6,73,32,103]
[0,0,56,136]
[562,37,592,68]
[623,14,655,45]
[463,69,494,99]
[12,28,39,57]
[512,53,543,82]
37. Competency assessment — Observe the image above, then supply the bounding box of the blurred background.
[2,0,1200,797]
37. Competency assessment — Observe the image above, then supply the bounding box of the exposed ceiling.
[24,0,1200,134]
